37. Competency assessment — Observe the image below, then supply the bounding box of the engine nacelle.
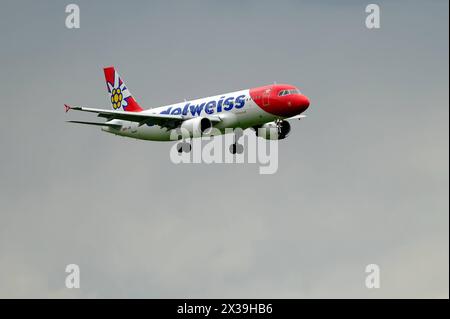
[180,117,212,137]
[256,120,291,140]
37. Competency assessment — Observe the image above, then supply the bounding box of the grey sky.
[0,0,448,298]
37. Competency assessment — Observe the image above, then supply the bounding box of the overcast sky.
[0,0,448,298]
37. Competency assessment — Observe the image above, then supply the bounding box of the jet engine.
[255,120,291,140]
[180,117,212,137]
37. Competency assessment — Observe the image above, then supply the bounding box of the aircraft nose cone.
[283,94,310,117]
[299,95,310,109]
[293,94,309,112]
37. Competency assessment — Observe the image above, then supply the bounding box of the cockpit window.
[278,89,301,96]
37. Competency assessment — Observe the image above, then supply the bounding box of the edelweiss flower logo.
[108,73,132,110]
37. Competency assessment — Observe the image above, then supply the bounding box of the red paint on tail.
[103,66,143,112]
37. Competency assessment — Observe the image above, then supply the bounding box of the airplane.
[65,67,310,153]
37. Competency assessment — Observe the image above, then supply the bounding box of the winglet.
[64,104,72,113]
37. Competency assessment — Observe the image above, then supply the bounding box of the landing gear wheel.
[177,142,191,153]
[230,144,237,154]
[229,143,244,154]
[229,128,244,154]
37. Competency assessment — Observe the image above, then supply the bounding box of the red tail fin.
[103,66,143,112]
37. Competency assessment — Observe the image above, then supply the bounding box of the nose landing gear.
[176,142,191,153]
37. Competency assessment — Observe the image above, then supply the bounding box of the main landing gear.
[229,143,244,154]
[229,129,244,154]
[176,129,245,154]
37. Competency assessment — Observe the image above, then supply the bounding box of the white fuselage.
[103,89,278,141]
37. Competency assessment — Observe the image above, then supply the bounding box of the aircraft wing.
[65,104,221,129]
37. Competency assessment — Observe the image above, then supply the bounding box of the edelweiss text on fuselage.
[160,95,247,116]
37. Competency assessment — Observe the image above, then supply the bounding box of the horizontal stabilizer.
[66,120,122,129]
